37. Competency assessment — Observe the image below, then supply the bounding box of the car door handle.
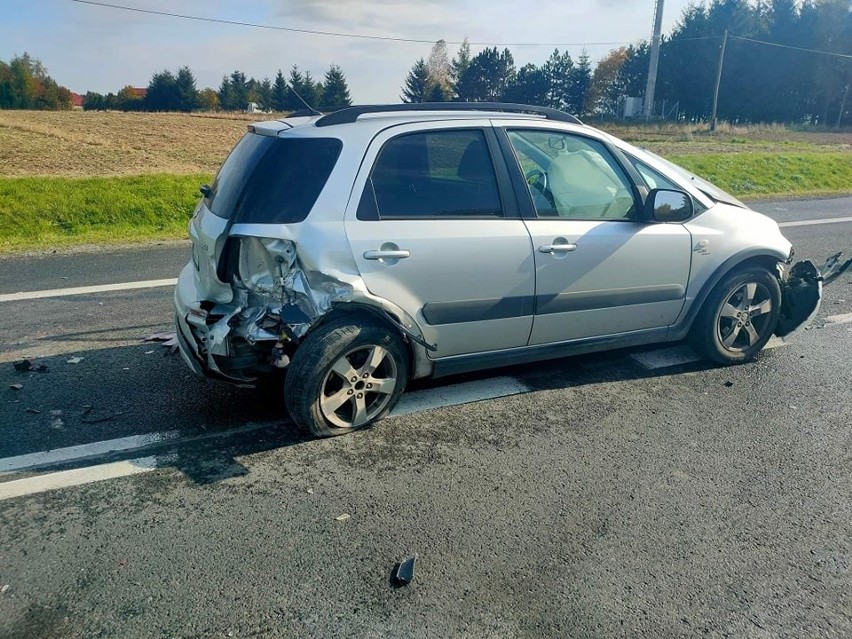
[538,243,578,254]
[364,249,411,260]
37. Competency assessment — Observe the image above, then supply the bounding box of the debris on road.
[81,409,125,424]
[392,554,418,587]
[144,350,155,355]
[13,359,49,373]
[144,331,179,353]
[0,584,9,595]
[9,383,23,391]
[50,410,65,429]
[26,408,41,414]
[66,357,84,365]
[335,513,351,521]
[307,488,314,494]
[724,381,734,388]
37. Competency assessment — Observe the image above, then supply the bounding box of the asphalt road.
[1,197,851,638]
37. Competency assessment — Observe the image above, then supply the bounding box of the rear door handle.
[364,249,411,260]
[538,243,578,254]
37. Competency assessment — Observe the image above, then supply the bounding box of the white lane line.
[0,431,181,474]
[630,345,701,370]
[778,216,852,228]
[0,422,276,475]
[391,376,531,417]
[0,278,178,303]
[0,456,168,501]
[825,312,852,326]
[631,338,786,370]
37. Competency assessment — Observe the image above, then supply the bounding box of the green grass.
[0,173,210,251]
[0,152,850,253]
[669,152,852,199]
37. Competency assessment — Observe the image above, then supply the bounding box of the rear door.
[498,125,692,345]
[345,122,536,358]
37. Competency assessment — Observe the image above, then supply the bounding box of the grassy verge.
[0,173,210,252]
[0,152,850,253]
[669,153,852,199]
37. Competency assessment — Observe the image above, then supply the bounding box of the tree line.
[401,0,851,126]
[84,64,353,113]
[402,40,593,115]
[0,53,73,110]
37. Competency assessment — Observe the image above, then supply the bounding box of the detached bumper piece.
[776,252,852,338]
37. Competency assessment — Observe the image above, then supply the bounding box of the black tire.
[689,267,781,364]
[284,317,409,437]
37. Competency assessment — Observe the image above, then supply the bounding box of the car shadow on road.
[1,338,744,486]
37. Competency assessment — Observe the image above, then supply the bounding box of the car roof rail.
[314,102,583,127]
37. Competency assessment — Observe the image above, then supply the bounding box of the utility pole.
[710,30,728,132]
[836,84,849,130]
[643,0,665,120]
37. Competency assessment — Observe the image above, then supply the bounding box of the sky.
[1,0,694,102]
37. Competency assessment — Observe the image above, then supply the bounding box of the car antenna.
[289,86,322,116]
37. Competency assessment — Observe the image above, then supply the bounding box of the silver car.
[175,103,828,437]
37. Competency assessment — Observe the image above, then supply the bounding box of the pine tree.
[451,38,472,100]
[401,59,430,103]
[272,69,288,111]
[217,75,235,111]
[175,66,199,112]
[321,65,352,108]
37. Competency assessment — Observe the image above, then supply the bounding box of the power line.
[730,35,852,61]
[68,0,632,47]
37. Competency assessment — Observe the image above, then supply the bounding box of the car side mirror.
[644,188,693,222]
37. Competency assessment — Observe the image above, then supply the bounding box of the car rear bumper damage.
[174,238,433,387]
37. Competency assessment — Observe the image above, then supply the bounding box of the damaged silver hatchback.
[175,103,842,437]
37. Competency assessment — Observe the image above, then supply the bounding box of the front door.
[345,123,536,358]
[503,127,692,345]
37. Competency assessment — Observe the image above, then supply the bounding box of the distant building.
[128,87,147,99]
[70,92,84,110]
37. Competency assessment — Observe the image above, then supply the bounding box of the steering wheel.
[526,168,556,212]
[526,168,548,193]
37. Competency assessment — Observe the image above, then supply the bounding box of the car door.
[345,122,536,358]
[499,126,692,345]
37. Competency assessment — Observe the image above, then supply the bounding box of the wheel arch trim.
[669,248,788,340]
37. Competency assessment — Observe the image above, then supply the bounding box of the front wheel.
[690,268,781,364]
[284,317,409,437]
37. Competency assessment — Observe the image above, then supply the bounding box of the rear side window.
[206,133,342,224]
[358,129,503,219]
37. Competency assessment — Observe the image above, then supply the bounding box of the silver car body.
[174,110,797,384]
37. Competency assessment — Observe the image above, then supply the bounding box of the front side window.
[507,130,637,221]
[360,129,503,219]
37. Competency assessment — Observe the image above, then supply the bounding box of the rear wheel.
[690,268,781,364]
[284,317,408,437]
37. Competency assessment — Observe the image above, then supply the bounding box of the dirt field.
[1,110,849,178]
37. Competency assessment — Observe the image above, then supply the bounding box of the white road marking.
[0,422,276,475]
[0,431,181,474]
[0,456,168,501]
[631,337,786,370]
[778,216,852,228]
[630,345,701,370]
[0,278,178,303]
[391,376,531,417]
[825,312,852,326]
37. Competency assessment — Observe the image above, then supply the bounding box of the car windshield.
[205,133,342,224]
[640,149,747,208]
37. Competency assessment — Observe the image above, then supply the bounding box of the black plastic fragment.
[820,252,852,286]
[13,359,48,373]
[392,554,417,587]
[776,260,821,337]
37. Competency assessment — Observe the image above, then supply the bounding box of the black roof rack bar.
[314,102,582,127]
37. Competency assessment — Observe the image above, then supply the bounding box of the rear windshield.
[205,133,342,224]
